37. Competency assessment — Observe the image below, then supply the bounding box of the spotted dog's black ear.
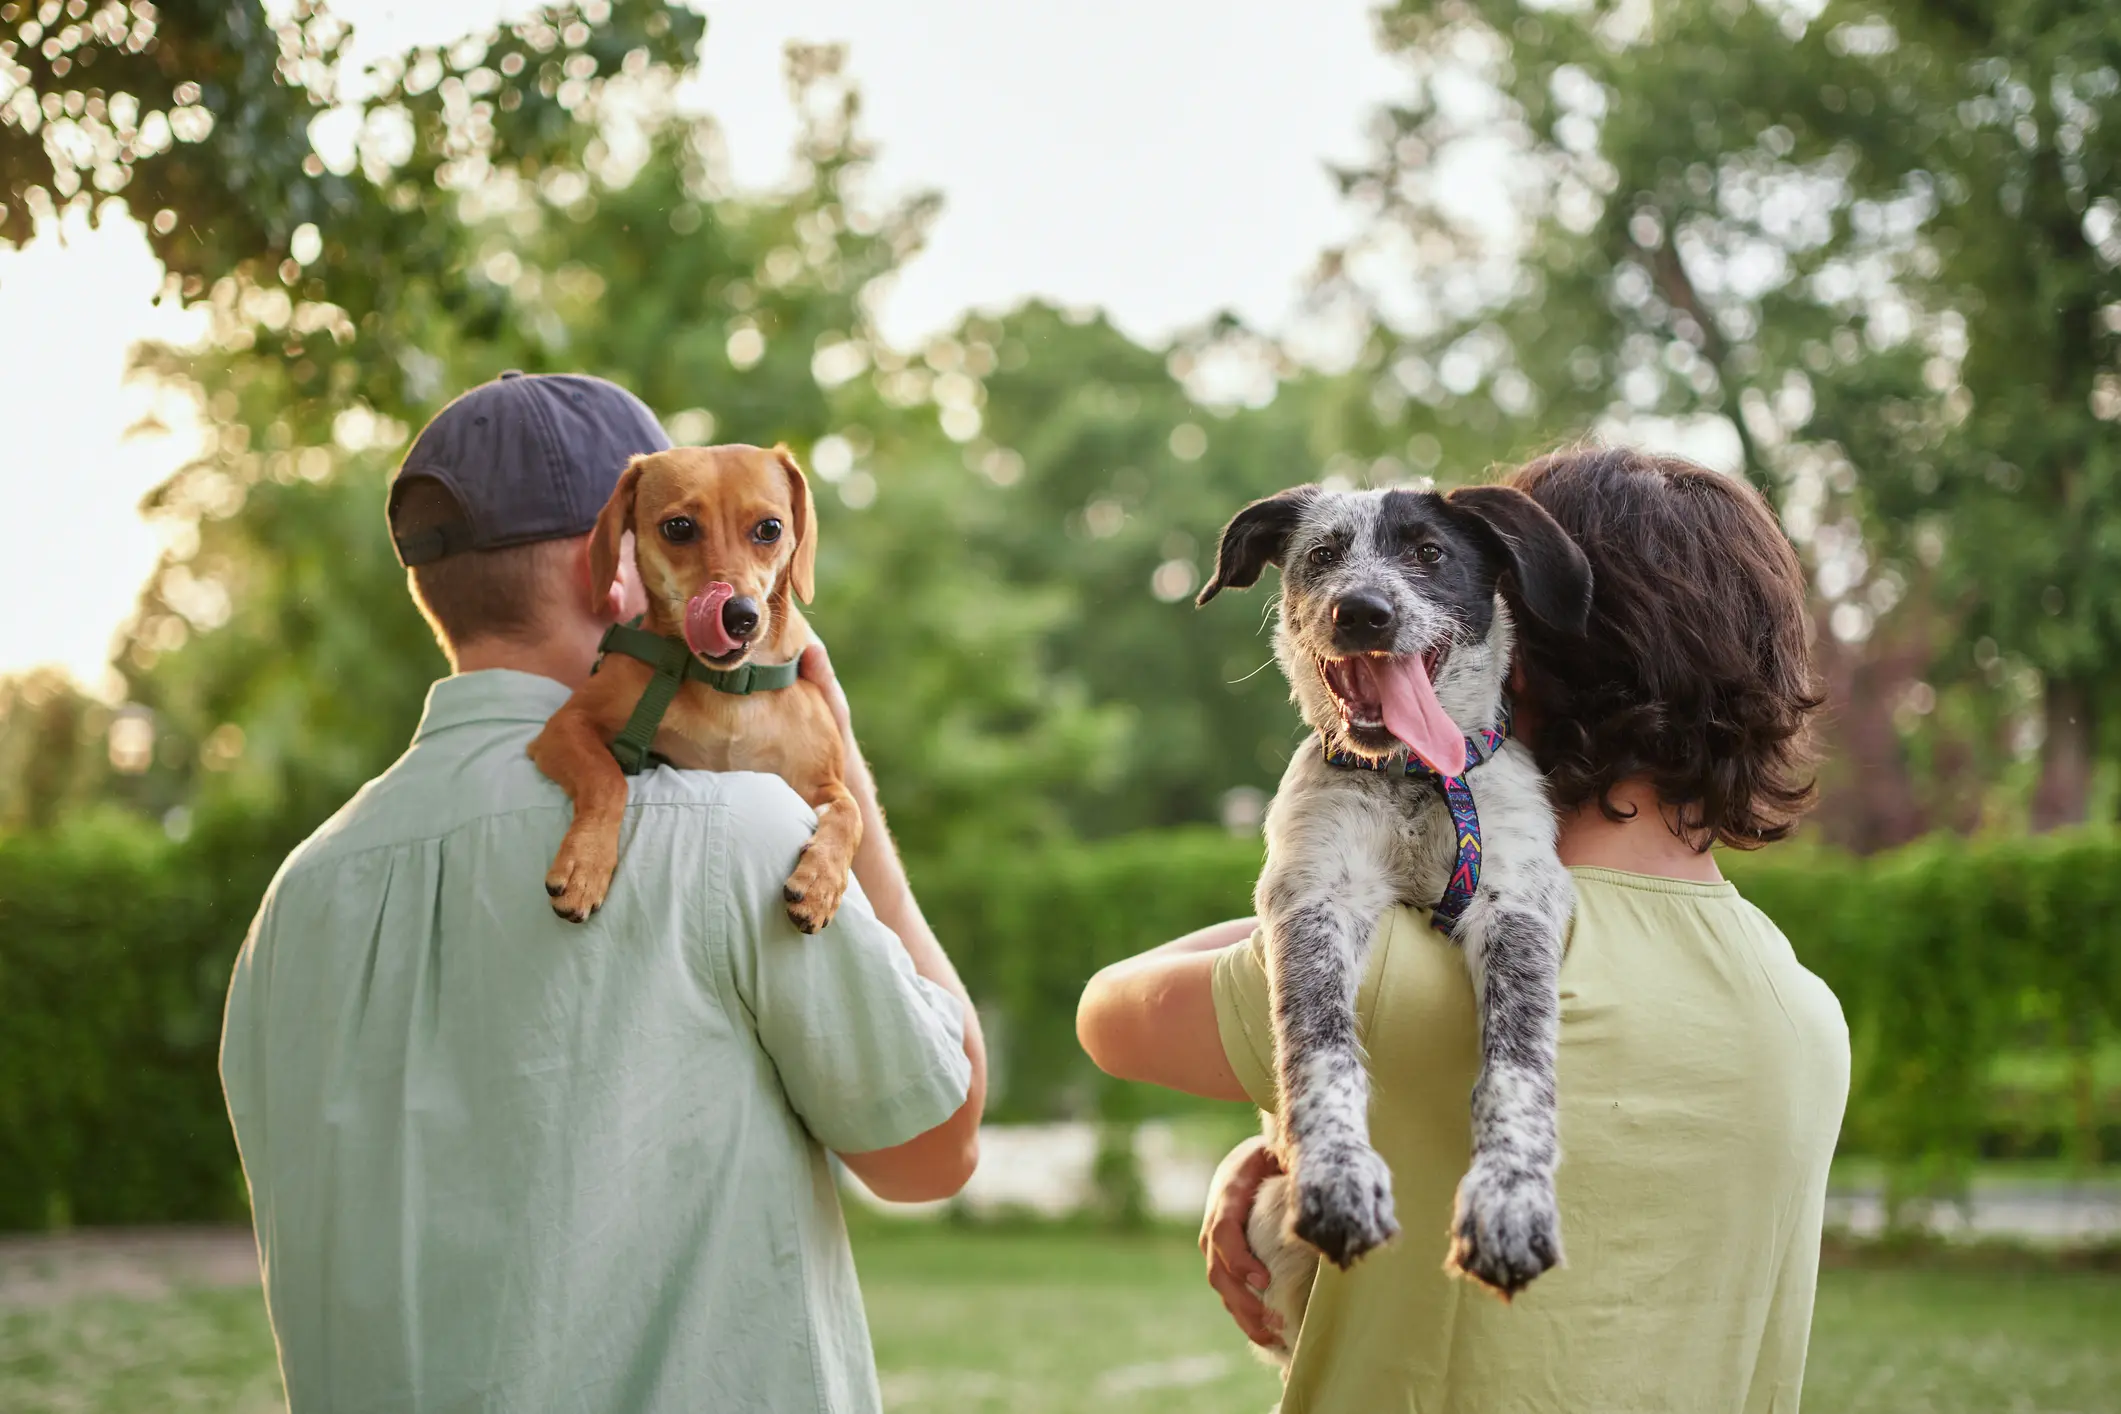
[1443,484,1593,634]
[1196,486,1319,606]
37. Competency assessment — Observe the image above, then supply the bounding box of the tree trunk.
[2029,678,2094,832]
[1807,603,1931,854]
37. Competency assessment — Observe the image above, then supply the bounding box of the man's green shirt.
[220,670,970,1413]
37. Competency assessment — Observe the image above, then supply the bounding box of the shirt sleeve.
[719,774,971,1155]
[1211,926,1281,1112]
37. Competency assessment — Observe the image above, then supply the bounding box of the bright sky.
[0,0,1403,690]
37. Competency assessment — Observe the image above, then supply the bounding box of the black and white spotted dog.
[1196,481,1592,1351]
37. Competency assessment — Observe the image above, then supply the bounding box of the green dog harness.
[594,619,801,774]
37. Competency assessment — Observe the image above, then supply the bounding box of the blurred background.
[2,1,2118,1410]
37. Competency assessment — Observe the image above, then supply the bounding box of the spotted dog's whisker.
[1197,480,1592,1368]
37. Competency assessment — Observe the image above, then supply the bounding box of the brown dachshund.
[528,444,859,932]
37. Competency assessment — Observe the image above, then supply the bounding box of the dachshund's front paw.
[1293,1145,1398,1269]
[780,844,850,935]
[1446,1160,1562,1299]
[544,832,617,924]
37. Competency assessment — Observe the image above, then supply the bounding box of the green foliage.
[1334,0,2121,824]
[912,828,1260,1120]
[42,18,1350,863]
[0,809,229,1229]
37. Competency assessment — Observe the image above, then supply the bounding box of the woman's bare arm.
[1075,917,1258,1101]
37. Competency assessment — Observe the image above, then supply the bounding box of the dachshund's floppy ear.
[1443,484,1592,634]
[1196,486,1319,606]
[588,456,646,616]
[774,444,817,605]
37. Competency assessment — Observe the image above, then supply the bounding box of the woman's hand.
[1201,1134,1284,1348]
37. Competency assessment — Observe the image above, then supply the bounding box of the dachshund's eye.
[1308,544,1340,568]
[660,516,698,544]
[753,518,783,545]
[1416,543,1444,565]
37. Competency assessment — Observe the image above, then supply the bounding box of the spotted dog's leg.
[1259,850,1401,1270]
[1446,902,1566,1297]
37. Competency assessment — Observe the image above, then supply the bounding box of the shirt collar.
[413,670,575,740]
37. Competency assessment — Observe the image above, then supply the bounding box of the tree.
[1328,0,2121,834]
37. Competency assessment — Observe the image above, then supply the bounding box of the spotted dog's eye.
[1308,543,1340,568]
[1415,543,1444,565]
[660,516,698,544]
[753,518,783,545]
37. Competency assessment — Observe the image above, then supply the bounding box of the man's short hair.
[1507,447,1823,849]
[396,480,580,656]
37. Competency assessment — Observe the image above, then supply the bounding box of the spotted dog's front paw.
[1446,1160,1562,1299]
[1293,1145,1399,1269]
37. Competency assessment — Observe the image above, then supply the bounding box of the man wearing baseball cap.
[219,372,986,1414]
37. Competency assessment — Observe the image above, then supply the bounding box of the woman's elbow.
[1075,967,1140,1081]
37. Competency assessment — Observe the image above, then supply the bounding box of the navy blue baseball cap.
[387,371,671,566]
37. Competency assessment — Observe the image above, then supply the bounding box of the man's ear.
[1443,484,1592,634]
[1196,485,1318,606]
[587,457,645,616]
[774,444,816,605]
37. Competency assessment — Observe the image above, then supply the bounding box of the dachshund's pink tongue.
[683,582,741,659]
[1371,654,1465,776]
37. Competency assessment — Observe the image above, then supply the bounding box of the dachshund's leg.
[1446,899,1566,1298]
[781,778,862,934]
[528,708,630,923]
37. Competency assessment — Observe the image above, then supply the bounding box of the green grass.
[857,1222,1277,1413]
[5,1226,2121,1413]
[0,1284,285,1414]
[1804,1269,2121,1413]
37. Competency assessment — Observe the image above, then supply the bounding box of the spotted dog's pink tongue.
[683,581,741,659]
[1347,653,1464,776]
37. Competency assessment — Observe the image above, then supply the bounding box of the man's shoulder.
[627,764,816,824]
[277,747,819,886]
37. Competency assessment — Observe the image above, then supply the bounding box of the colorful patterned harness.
[1322,706,1512,940]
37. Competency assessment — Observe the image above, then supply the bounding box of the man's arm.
[800,643,988,1202]
[1075,918,1256,1101]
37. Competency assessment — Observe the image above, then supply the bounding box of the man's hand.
[1201,1134,1284,1348]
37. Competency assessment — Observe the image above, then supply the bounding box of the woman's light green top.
[1215,867,1850,1414]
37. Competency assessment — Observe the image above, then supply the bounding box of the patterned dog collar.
[1322,706,1512,939]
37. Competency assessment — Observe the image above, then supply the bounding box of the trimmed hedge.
[0,811,237,1228]
[3,819,2116,1231]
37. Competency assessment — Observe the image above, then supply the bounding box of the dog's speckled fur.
[1198,483,1590,1360]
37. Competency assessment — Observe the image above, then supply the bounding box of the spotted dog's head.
[1198,484,1592,767]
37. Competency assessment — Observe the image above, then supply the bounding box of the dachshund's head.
[591,443,817,667]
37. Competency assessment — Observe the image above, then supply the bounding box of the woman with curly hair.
[1078,447,1850,1413]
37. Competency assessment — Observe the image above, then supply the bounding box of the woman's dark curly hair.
[1506,447,1823,850]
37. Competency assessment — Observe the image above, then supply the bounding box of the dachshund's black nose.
[1332,591,1396,648]
[722,596,760,640]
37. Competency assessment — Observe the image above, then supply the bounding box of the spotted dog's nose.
[1332,591,1396,651]
[723,596,760,640]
